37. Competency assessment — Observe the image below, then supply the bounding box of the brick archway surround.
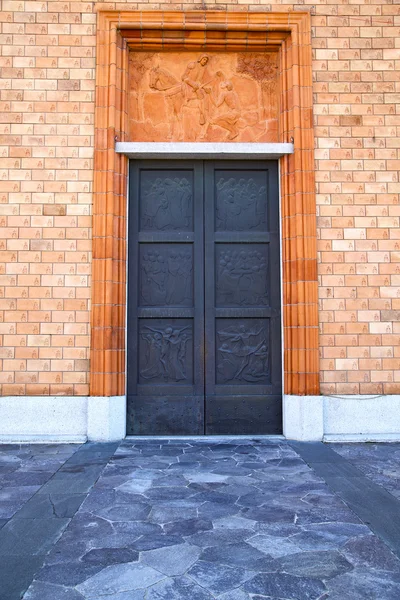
[90,10,319,397]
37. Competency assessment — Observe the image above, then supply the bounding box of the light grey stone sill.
[115,142,294,159]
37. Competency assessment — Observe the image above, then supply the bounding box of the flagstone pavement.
[1,439,400,600]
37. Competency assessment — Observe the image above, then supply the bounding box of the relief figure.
[149,55,213,138]
[218,249,268,306]
[141,251,167,306]
[149,66,179,92]
[141,177,192,231]
[181,55,212,126]
[204,76,241,140]
[245,344,269,382]
[130,51,279,143]
[149,66,185,139]
[139,331,164,379]
[141,249,192,306]
[216,177,267,231]
[140,325,191,382]
[217,324,268,383]
[148,56,245,140]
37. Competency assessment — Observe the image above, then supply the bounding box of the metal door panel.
[127,159,282,435]
[204,161,282,434]
[127,161,204,435]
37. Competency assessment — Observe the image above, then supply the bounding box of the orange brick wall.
[0,0,399,397]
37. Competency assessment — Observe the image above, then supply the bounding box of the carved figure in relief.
[204,78,240,140]
[129,53,155,123]
[148,56,249,140]
[130,51,279,143]
[216,177,267,231]
[139,331,164,379]
[217,324,268,383]
[141,249,192,306]
[149,66,178,92]
[149,55,212,136]
[246,345,269,382]
[218,249,268,306]
[140,325,191,382]
[142,177,192,230]
[181,55,212,126]
[149,67,185,138]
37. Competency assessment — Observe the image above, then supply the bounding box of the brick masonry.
[0,0,399,397]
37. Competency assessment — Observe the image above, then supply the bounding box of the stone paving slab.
[292,442,400,568]
[18,439,400,600]
[332,443,400,501]
[0,444,79,520]
[0,442,117,600]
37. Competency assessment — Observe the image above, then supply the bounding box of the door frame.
[90,10,319,402]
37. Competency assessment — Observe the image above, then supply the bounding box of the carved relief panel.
[215,319,270,385]
[139,244,193,307]
[138,319,193,384]
[215,171,268,231]
[216,244,268,307]
[139,170,193,231]
[128,52,279,143]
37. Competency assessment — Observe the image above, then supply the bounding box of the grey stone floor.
[0,439,394,600]
[332,443,400,501]
[0,443,79,524]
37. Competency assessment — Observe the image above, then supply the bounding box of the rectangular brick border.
[91,10,318,397]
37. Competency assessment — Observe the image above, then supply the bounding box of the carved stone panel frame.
[91,10,318,397]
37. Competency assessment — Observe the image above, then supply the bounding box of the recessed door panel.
[139,244,194,307]
[139,170,193,232]
[214,170,269,232]
[215,244,269,308]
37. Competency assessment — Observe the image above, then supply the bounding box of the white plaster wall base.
[283,395,324,441]
[87,396,126,442]
[283,394,400,442]
[1,394,400,443]
[0,396,126,443]
[323,394,400,442]
[0,396,87,443]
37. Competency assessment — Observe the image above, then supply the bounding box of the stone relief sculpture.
[181,55,213,127]
[204,77,241,141]
[140,324,192,382]
[216,177,267,231]
[216,324,269,383]
[140,249,193,307]
[237,53,279,123]
[129,51,279,142]
[217,248,268,306]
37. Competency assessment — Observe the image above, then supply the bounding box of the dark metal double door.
[127,160,282,435]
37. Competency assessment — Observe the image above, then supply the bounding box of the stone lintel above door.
[115,142,294,159]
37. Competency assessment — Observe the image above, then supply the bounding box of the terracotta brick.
[1,3,400,398]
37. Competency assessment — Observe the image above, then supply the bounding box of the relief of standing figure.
[181,55,212,126]
[140,325,192,382]
[216,324,269,383]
